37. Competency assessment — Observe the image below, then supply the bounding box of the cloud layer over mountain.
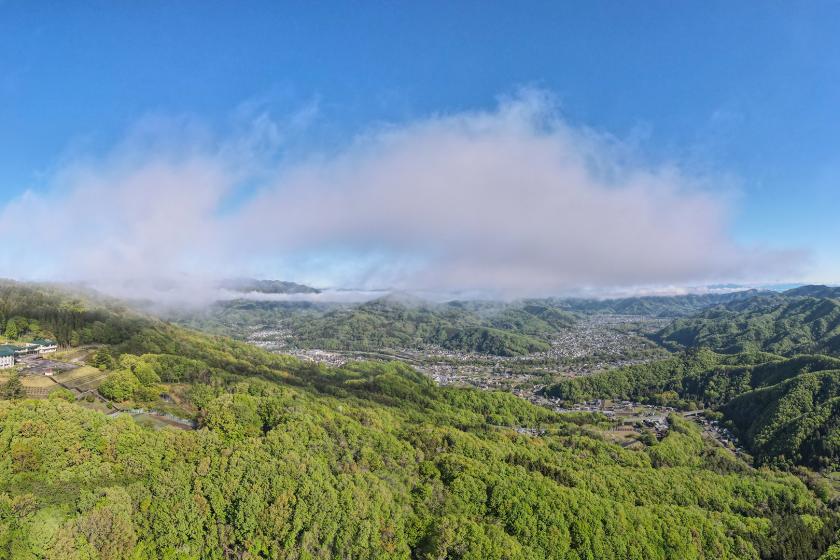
[0,92,807,300]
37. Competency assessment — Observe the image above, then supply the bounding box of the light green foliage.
[96,355,167,403]
[1,282,839,559]
[820,537,840,560]
[138,353,209,383]
[117,355,160,386]
[47,388,76,402]
[647,415,704,467]
[0,384,836,559]
[0,324,838,559]
[3,320,18,339]
[98,370,140,402]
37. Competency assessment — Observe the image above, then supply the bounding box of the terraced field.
[13,375,57,398]
[52,366,109,392]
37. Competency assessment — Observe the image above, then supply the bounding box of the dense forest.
[657,289,840,355]
[2,282,839,559]
[722,368,840,469]
[0,281,147,347]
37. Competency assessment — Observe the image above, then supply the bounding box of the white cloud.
[0,91,809,300]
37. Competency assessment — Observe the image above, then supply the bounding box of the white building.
[0,339,58,368]
[0,347,15,369]
[15,339,58,356]
[35,340,58,354]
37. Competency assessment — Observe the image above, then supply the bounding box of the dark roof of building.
[0,344,19,357]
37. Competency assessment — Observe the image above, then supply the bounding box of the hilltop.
[218,278,321,295]
[783,285,840,299]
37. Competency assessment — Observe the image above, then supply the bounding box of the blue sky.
[1,1,839,292]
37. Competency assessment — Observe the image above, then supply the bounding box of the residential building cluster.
[0,339,58,369]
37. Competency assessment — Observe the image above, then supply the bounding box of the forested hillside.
[558,289,768,317]
[0,280,147,346]
[175,296,575,356]
[784,286,840,299]
[545,351,840,470]
[544,351,840,406]
[1,283,838,559]
[658,290,840,356]
[723,369,840,469]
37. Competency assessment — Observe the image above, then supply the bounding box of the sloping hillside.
[0,283,837,559]
[545,351,840,469]
[723,369,840,468]
[559,289,769,317]
[657,294,840,356]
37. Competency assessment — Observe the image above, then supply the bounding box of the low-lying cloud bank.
[0,91,808,302]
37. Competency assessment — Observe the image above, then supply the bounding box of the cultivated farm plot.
[23,386,55,398]
[22,375,57,388]
[0,375,53,399]
[53,366,109,392]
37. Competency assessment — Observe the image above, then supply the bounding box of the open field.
[53,366,109,392]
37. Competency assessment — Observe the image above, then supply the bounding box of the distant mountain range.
[218,278,321,295]
[175,296,577,356]
[176,282,840,360]
[556,289,770,317]
[181,284,812,356]
[782,284,840,298]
